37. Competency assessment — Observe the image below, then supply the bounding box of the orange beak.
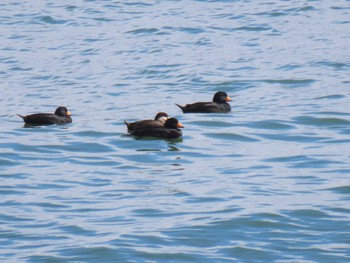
[226,96,232,102]
[177,122,184,128]
[66,111,72,116]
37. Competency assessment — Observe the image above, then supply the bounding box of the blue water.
[1,1,350,262]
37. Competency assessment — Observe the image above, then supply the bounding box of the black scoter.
[129,118,184,139]
[124,112,168,132]
[176,91,231,113]
[17,106,72,125]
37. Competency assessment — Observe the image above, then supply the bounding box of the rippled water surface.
[1,0,350,262]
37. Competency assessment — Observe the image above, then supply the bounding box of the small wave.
[313,61,349,69]
[246,120,295,130]
[0,188,26,195]
[188,120,235,128]
[0,158,18,166]
[125,28,160,35]
[10,66,33,71]
[260,79,316,85]
[284,209,330,218]
[234,25,272,32]
[162,26,206,34]
[123,2,152,6]
[263,155,309,163]
[178,27,206,34]
[293,116,350,127]
[256,5,316,18]
[325,185,350,194]
[314,95,346,100]
[55,225,97,236]
[92,17,115,22]
[35,15,69,25]
[204,132,259,142]
[64,142,115,153]
[258,133,328,142]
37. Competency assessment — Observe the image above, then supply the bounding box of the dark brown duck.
[17,106,72,125]
[129,118,184,139]
[124,112,168,132]
[176,91,232,113]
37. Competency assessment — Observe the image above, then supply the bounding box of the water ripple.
[204,132,259,142]
[293,116,350,127]
[35,16,70,25]
[1,0,350,262]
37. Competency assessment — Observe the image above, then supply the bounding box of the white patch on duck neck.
[158,116,168,124]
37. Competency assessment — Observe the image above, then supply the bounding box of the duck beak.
[177,122,184,128]
[226,96,232,102]
[66,111,72,116]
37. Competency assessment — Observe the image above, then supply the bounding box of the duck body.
[176,101,231,113]
[17,106,72,125]
[124,112,168,132]
[129,118,184,139]
[176,91,231,113]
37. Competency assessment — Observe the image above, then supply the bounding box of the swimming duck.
[176,91,232,113]
[129,118,184,139]
[17,106,72,125]
[124,112,168,132]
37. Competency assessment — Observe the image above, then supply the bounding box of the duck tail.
[17,114,25,120]
[175,104,185,113]
[124,121,130,129]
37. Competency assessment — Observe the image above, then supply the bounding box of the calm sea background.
[1,0,350,262]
